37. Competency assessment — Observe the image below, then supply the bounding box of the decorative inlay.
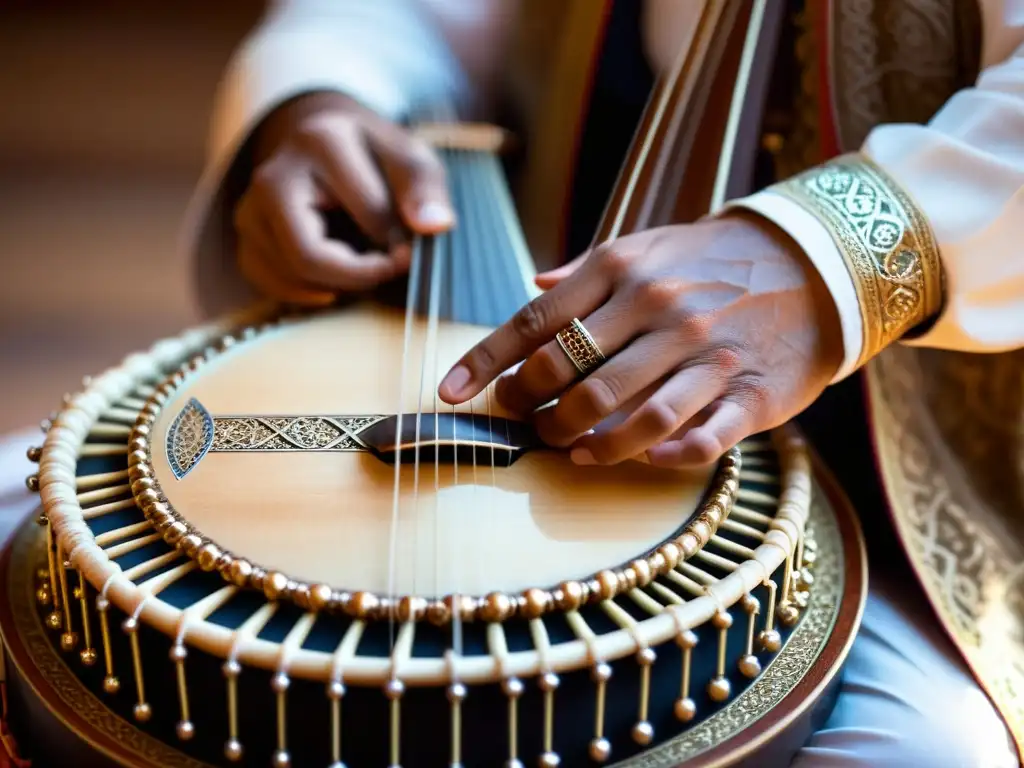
[167,399,213,480]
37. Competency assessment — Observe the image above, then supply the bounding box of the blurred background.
[0,1,262,434]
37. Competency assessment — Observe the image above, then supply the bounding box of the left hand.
[437,212,844,468]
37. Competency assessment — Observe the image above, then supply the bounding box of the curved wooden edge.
[0,520,212,768]
[680,443,869,768]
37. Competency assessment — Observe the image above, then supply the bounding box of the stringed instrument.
[3,3,865,766]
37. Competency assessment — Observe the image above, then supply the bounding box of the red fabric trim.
[816,1,842,160]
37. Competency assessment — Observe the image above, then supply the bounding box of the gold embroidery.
[775,154,943,367]
[829,0,981,152]
[868,345,1024,757]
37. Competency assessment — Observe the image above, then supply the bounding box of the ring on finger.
[556,317,606,376]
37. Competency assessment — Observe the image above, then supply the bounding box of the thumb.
[376,134,455,235]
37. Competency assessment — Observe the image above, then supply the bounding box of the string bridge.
[359,413,542,468]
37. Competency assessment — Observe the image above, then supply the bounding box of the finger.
[255,158,409,290]
[566,363,727,465]
[645,398,755,468]
[372,130,455,234]
[494,290,645,416]
[237,240,337,306]
[438,260,613,404]
[534,249,591,290]
[300,120,401,244]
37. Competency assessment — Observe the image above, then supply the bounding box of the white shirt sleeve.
[729,1,1024,380]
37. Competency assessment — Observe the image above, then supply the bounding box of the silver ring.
[555,318,605,375]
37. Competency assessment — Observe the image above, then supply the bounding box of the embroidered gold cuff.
[774,153,944,368]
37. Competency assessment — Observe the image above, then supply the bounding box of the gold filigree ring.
[556,318,605,375]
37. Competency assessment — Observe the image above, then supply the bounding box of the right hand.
[234,92,455,305]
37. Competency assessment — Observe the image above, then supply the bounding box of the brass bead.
[136,488,160,508]
[538,672,560,692]
[621,567,637,591]
[636,647,656,666]
[25,474,39,492]
[555,581,584,612]
[426,600,451,625]
[480,592,513,623]
[26,446,42,462]
[128,437,148,455]
[521,588,551,619]
[224,739,244,762]
[632,721,654,746]
[779,604,800,627]
[630,559,652,587]
[81,648,98,666]
[397,595,428,622]
[676,629,698,649]
[678,533,700,559]
[292,584,312,610]
[674,697,697,722]
[130,478,155,496]
[711,610,733,630]
[596,570,618,601]
[758,629,782,653]
[36,586,51,605]
[127,449,147,467]
[60,632,78,652]
[176,720,195,741]
[228,559,253,587]
[197,543,222,572]
[252,570,270,594]
[796,568,814,590]
[383,678,405,700]
[134,702,152,722]
[707,675,731,702]
[263,571,290,602]
[658,542,682,570]
[646,552,666,574]
[103,675,120,694]
[591,662,612,683]
[309,583,333,612]
[164,521,188,545]
[349,591,379,619]
[447,594,477,622]
[133,423,152,439]
[741,594,760,614]
[690,519,711,545]
[180,534,203,558]
[588,737,611,763]
[738,654,762,678]
[539,752,561,768]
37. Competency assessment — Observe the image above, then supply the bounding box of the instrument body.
[2,3,867,766]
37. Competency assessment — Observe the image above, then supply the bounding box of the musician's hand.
[438,212,843,467]
[234,92,454,305]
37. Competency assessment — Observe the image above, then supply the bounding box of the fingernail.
[440,365,471,399]
[570,448,595,465]
[417,202,454,228]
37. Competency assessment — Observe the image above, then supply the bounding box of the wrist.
[252,91,368,165]
[719,210,845,381]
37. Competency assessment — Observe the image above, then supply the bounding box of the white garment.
[191,0,1024,380]
[0,428,1014,767]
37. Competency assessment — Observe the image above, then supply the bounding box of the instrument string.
[386,202,425,656]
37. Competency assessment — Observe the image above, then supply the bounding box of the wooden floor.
[0,3,260,433]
